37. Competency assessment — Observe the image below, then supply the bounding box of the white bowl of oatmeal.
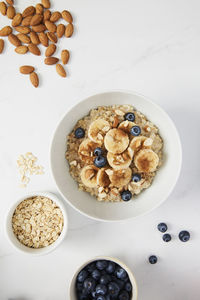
[50,90,182,221]
[5,192,68,255]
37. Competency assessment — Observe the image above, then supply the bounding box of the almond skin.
[35,3,43,15]
[0,1,7,16]
[56,64,66,77]
[21,15,32,26]
[38,32,48,47]
[62,10,73,23]
[30,31,40,45]
[32,24,46,33]
[15,45,28,54]
[43,9,51,21]
[8,33,21,46]
[30,14,43,26]
[7,5,15,19]
[12,13,22,26]
[45,43,56,57]
[56,24,65,38]
[30,72,39,87]
[47,32,57,43]
[61,49,69,65]
[44,56,59,65]
[15,26,31,34]
[0,39,4,53]
[6,0,13,5]
[45,20,56,33]
[22,6,35,18]
[42,0,50,9]
[65,23,74,37]
[28,43,41,55]
[50,11,61,22]
[19,65,35,74]
[17,33,31,44]
[0,26,12,36]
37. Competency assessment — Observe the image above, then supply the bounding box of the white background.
[0,0,200,299]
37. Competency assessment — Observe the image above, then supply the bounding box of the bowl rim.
[69,255,138,300]
[50,89,182,222]
[4,191,68,256]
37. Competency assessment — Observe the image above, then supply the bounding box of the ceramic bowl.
[50,90,182,221]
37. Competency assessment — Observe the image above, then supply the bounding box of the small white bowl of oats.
[5,192,68,255]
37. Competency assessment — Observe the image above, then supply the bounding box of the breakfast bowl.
[69,256,138,300]
[50,90,182,221]
[5,191,68,255]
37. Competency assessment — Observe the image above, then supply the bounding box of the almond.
[8,33,21,46]
[45,43,56,57]
[38,32,48,47]
[30,14,43,26]
[30,31,40,45]
[12,13,22,26]
[35,3,43,15]
[15,45,28,54]
[50,11,61,23]
[47,32,57,43]
[43,9,51,21]
[45,20,56,33]
[44,57,59,65]
[32,24,46,33]
[42,0,50,9]
[17,33,30,44]
[7,5,15,19]
[0,26,12,36]
[30,72,39,87]
[0,1,7,16]
[20,65,35,74]
[22,6,35,18]
[62,10,73,23]
[56,24,65,38]
[28,43,41,55]
[22,15,32,26]
[6,0,13,5]
[15,26,31,34]
[61,49,69,65]
[56,64,66,77]
[0,39,4,53]
[65,23,74,37]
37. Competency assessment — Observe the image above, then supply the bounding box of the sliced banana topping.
[104,128,129,154]
[134,149,159,172]
[80,165,99,188]
[78,138,99,164]
[97,168,111,187]
[118,120,136,133]
[129,136,153,152]
[88,119,111,144]
[106,168,132,188]
[107,147,133,170]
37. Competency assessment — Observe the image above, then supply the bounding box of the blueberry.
[124,112,135,122]
[91,290,96,298]
[96,284,107,296]
[96,296,106,300]
[108,282,120,297]
[121,191,132,201]
[149,255,157,264]
[105,296,111,300]
[76,282,83,292]
[75,127,85,139]
[106,261,116,274]
[125,282,132,292]
[116,267,127,280]
[179,230,190,242]
[92,269,101,281]
[77,294,87,300]
[87,262,96,273]
[77,269,88,283]
[162,233,171,242]
[132,173,141,183]
[157,223,168,233]
[100,274,111,285]
[94,147,103,156]
[94,156,107,168]
[114,278,124,290]
[119,290,129,300]
[96,260,108,270]
[83,277,96,292]
[130,126,141,136]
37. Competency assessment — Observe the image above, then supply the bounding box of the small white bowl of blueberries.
[69,256,138,300]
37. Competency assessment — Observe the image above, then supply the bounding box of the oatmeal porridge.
[66,105,163,202]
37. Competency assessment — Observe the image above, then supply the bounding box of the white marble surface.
[0,0,200,299]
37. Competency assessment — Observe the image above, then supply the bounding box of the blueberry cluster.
[76,260,132,300]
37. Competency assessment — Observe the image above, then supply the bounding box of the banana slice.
[129,136,153,152]
[80,165,99,188]
[106,168,132,188]
[97,168,111,187]
[88,119,111,144]
[107,147,134,170]
[134,149,159,172]
[78,138,99,164]
[118,120,136,133]
[104,128,129,154]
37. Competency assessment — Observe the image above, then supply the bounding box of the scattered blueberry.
[95,284,107,296]
[92,269,101,281]
[77,269,88,283]
[100,274,111,285]
[96,296,106,300]
[125,282,132,292]
[124,112,135,122]
[157,223,168,233]
[149,255,157,264]
[96,260,108,271]
[94,156,107,168]
[179,230,190,242]
[130,125,141,136]
[162,233,171,242]
[121,190,132,201]
[132,173,141,183]
[83,278,96,292]
[87,263,96,273]
[94,147,103,156]
[119,290,129,300]
[116,267,128,280]
[106,261,115,274]
[108,282,120,297]
[75,127,85,139]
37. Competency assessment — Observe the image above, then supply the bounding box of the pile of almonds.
[0,0,73,87]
